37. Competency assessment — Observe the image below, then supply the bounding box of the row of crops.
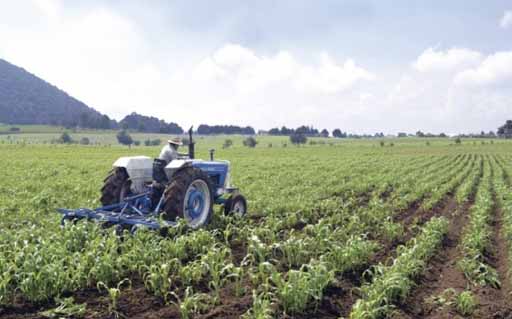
[1,142,512,318]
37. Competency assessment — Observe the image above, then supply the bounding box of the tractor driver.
[153,137,183,190]
[158,138,183,164]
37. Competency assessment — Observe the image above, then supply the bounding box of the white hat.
[168,138,183,146]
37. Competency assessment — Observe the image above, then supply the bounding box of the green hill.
[0,58,115,129]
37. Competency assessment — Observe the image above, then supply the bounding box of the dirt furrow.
[392,200,471,318]
[395,158,512,319]
[294,194,461,319]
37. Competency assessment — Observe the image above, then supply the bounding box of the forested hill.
[0,58,115,129]
[120,112,183,134]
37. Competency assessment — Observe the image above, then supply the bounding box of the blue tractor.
[57,128,247,231]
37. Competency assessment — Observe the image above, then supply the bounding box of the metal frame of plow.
[57,192,176,231]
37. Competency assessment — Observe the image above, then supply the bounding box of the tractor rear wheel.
[100,168,131,206]
[162,167,214,228]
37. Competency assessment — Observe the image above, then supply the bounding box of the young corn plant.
[274,236,313,268]
[242,290,274,319]
[97,278,131,318]
[271,261,334,315]
[178,260,205,286]
[321,236,379,275]
[201,246,233,303]
[143,259,180,303]
[458,159,500,288]
[171,287,212,319]
[350,217,449,319]
[249,261,277,294]
[455,290,476,316]
[226,264,246,297]
[0,270,12,305]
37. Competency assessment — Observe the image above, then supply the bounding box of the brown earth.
[392,200,472,319]
[393,172,512,319]
[294,193,462,319]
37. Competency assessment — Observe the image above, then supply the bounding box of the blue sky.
[0,0,511,134]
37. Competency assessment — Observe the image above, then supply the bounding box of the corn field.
[1,139,512,318]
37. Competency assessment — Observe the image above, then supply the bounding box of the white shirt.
[159,144,179,163]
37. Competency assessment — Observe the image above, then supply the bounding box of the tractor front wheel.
[224,194,247,217]
[100,168,131,206]
[163,167,214,228]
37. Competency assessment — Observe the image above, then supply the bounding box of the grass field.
[1,138,512,318]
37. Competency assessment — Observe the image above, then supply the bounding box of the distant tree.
[332,129,347,138]
[243,136,258,148]
[397,132,407,138]
[439,133,447,138]
[380,141,385,147]
[116,130,133,148]
[59,132,73,144]
[144,139,151,146]
[133,140,141,146]
[320,129,329,138]
[416,131,425,137]
[79,137,90,145]
[223,139,233,149]
[296,125,319,136]
[9,127,20,132]
[119,112,182,134]
[268,128,281,135]
[455,137,462,144]
[197,124,255,135]
[290,133,308,145]
[498,120,512,138]
[151,139,162,146]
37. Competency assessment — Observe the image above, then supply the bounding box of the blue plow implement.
[56,192,176,231]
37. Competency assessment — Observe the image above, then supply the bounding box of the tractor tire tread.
[162,167,213,226]
[100,167,129,206]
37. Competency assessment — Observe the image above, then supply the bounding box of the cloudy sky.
[0,0,511,134]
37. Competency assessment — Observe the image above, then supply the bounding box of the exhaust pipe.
[188,126,195,159]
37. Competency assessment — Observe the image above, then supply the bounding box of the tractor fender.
[113,156,153,193]
[164,159,193,180]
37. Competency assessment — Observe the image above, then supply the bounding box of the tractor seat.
[153,159,169,183]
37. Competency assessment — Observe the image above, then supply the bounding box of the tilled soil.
[394,192,512,318]
[392,200,472,319]
[295,194,461,319]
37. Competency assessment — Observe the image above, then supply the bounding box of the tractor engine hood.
[165,159,231,189]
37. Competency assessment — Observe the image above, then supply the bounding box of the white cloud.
[0,1,510,134]
[295,54,375,94]
[454,51,512,87]
[500,10,512,29]
[33,0,61,20]
[413,47,482,72]
[193,45,374,94]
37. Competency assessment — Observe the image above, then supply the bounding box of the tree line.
[197,124,255,135]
